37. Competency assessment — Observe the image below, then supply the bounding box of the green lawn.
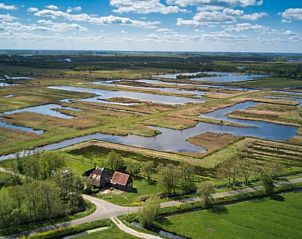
[72,225,137,239]
[98,178,159,206]
[155,191,302,239]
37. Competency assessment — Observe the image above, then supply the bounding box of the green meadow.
[155,191,302,239]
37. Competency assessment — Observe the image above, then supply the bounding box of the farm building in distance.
[110,171,134,192]
[84,167,111,188]
[84,167,133,192]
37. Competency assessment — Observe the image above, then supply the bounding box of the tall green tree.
[141,161,155,181]
[197,181,215,208]
[125,159,140,176]
[138,196,160,229]
[262,174,275,196]
[104,151,124,171]
[157,164,179,194]
[179,164,196,193]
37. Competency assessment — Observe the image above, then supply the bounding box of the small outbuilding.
[85,167,112,188]
[110,171,133,192]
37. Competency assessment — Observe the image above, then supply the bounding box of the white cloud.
[67,6,82,13]
[110,0,187,14]
[27,7,39,13]
[225,23,266,32]
[0,14,17,22]
[121,30,127,34]
[33,9,159,28]
[0,2,17,10]
[156,28,176,33]
[281,8,302,23]
[177,7,266,26]
[284,30,296,36]
[241,12,266,20]
[73,6,82,12]
[37,20,87,32]
[0,15,86,33]
[46,5,59,10]
[167,0,263,8]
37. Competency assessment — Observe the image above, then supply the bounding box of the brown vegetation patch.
[4,112,99,130]
[187,132,239,156]
[229,103,302,126]
[0,126,40,144]
[143,115,197,130]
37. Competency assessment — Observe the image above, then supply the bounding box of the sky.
[0,0,302,52]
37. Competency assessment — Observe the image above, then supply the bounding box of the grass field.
[155,191,302,239]
[97,179,159,206]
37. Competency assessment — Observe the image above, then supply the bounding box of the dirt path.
[111,217,162,239]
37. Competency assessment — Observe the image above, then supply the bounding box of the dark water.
[49,86,204,105]
[137,79,253,92]
[0,101,297,161]
[156,71,266,83]
[155,72,203,79]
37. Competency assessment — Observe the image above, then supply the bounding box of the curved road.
[4,177,302,238]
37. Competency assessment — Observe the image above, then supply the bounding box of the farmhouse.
[110,171,134,192]
[84,167,111,188]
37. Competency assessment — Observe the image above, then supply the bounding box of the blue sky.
[0,0,302,52]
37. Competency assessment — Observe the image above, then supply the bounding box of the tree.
[104,151,124,171]
[239,158,257,186]
[179,164,196,193]
[157,164,179,194]
[217,159,239,188]
[141,161,155,181]
[262,174,274,196]
[125,159,140,176]
[197,181,215,208]
[22,151,65,181]
[54,170,85,213]
[15,152,25,174]
[264,161,284,179]
[138,196,160,228]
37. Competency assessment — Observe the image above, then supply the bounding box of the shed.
[110,171,133,192]
[86,167,112,188]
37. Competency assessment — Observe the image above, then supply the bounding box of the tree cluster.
[217,154,283,188]
[0,152,85,232]
[157,163,196,195]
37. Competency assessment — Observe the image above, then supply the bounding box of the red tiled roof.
[110,171,130,186]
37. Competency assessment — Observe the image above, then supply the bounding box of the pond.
[156,71,266,83]
[4,103,80,119]
[0,101,297,161]
[155,72,204,79]
[49,86,204,105]
[0,119,44,135]
[0,103,79,134]
[0,83,16,87]
[137,79,253,92]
